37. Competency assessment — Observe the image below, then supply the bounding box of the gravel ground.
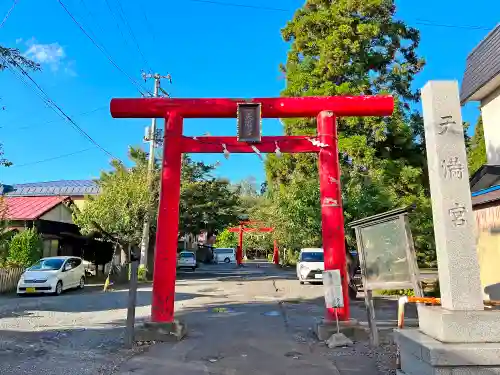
[0,287,154,375]
[0,263,403,375]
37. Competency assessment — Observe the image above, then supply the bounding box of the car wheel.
[224,257,230,264]
[55,281,63,296]
[79,276,85,289]
[299,280,305,285]
[191,267,196,271]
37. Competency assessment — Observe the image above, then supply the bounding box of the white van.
[296,248,324,284]
[213,248,236,264]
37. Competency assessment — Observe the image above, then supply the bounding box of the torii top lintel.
[109,96,394,119]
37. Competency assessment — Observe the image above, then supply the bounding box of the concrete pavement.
[0,261,412,374]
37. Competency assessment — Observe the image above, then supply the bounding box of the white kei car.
[296,248,325,284]
[17,256,86,296]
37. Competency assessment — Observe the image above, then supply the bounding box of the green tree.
[74,152,240,249]
[214,229,238,248]
[1,46,41,167]
[467,116,486,175]
[179,155,241,238]
[0,197,10,263]
[7,228,43,267]
[73,147,157,246]
[265,0,435,266]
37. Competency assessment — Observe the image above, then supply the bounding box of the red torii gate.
[110,95,394,323]
[227,220,276,266]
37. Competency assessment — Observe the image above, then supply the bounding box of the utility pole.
[139,72,171,272]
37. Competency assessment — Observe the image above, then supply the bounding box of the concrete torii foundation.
[110,95,394,341]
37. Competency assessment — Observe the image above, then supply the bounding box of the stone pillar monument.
[395,81,500,375]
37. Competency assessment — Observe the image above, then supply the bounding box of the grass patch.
[375,280,441,298]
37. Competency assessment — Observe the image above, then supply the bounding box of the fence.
[0,267,24,293]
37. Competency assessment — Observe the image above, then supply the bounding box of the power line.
[78,0,113,53]
[415,18,492,31]
[115,0,153,73]
[0,0,19,29]
[2,55,118,160]
[186,0,494,31]
[140,3,157,44]
[103,0,141,66]
[57,0,150,96]
[10,147,97,168]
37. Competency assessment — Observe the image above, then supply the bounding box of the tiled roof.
[460,24,500,103]
[1,179,100,197]
[3,196,70,220]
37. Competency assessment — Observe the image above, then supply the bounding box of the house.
[1,180,112,267]
[461,24,500,301]
[0,180,100,210]
[3,196,86,258]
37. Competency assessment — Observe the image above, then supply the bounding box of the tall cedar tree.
[467,116,487,175]
[263,0,436,265]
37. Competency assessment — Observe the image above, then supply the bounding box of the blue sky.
[0,0,498,186]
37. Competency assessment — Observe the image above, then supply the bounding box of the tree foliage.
[260,0,435,266]
[180,155,240,237]
[74,150,240,247]
[467,116,486,176]
[214,229,238,248]
[0,198,10,263]
[7,228,43,268]
[74,147,157,246]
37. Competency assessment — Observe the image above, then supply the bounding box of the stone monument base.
[395,329,500,375]
[418,305,500,343]
[134,320,187,342]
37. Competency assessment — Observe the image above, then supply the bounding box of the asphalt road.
[0,261,430,375]
[0,263,275,375]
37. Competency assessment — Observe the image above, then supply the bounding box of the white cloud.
[15,38,23,44]
[24,39,75,75]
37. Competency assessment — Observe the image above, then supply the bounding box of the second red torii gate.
[227,221,277,266]
[110,95,394,324]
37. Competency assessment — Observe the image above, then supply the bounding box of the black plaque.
[237,103,262,143]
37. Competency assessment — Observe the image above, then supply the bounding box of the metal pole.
[125,259,139,348]
[140,73,168,271]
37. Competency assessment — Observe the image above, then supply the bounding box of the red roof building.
[4,196,70,220]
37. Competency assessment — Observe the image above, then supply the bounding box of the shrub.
[137,266,147,281]
[377,281,441,298]
[378,289,415,297]
[7,228,43,267]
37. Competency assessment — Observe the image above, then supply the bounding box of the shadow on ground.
[0,291,210,318]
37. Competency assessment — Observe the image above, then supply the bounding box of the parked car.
[296,248,324,284]
[177,251,197,270]
[82,260,96,276]
[213,248,236,264]
[17,256,85,296]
